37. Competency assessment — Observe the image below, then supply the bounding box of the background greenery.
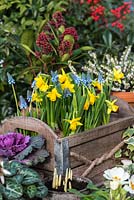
[0,0,134,121]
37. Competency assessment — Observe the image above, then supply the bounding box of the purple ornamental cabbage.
[0,132,30,158]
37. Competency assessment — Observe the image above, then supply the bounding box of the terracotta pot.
[111,92,134,106]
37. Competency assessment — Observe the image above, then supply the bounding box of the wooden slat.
[70,130,122,168]
[68,116,134,147]
[72,159,116,184]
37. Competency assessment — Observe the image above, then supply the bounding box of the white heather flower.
[103,167,130,185]
[124,175,134,194]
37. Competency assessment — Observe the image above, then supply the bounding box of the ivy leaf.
[127,144,134,152]
[123,128,134,138]
[125,137,134,145]
[115,149,122,158]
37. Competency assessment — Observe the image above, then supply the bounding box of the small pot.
[44,176,90,200]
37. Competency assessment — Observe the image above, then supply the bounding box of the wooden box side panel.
[0,116,58,171]
[73,159,116,185]
[68,117,134,147]
[70,130,122,169]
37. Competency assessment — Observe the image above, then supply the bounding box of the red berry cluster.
[35,12,79,62]
[44,11,65,32]
[90,5,105,21]
[87,0,100,4]
[61,27,78,41]
[36,32,53,55]
[111,2,131,31]
[82,0,132,31]
[58,40,72,56]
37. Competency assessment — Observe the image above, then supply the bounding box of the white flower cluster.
[103,160,134,195]
[83,46,134,91]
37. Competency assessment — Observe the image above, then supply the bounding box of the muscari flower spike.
[19,95,28,110]
[71,74,81,85]
[31,80,36,88]
[7,72,15,85]
[51,70,59,83]
[27,90,32,102]
[63,89,72,98]
[81,72,92,86]
[98,73,105,83]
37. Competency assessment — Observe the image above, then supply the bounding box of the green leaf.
[4,180,23,199]
[127,32,134,45]
[26,149,49,166]
[102,30,112,48]
[0,5,7,11]
[47,1,55,12]
[25,184,37,198]
[123,128,134,138]
[14,145,33,160]
[21,43,36,56]
[36,183,48,198]
[20,168,41,185]
[127,144,134,152]
[115,149,122,158]
[63,34,74,44]
[61,53,70,62]
[20,30,34,56]
[58,25,65,33]
[68,188,86,198]
[30,135,45,149]
[86,182,99,191]
[0,193,3,200]
[80,46,94,51]
[125,137,134,145]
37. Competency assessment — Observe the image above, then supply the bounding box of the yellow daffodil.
[58,69,69,83]
[113,68,124,83]
[84,92,98,110]
[88,91,98,105]
[35,76,49,92]
[31,92,43,103]
[84,100,90,110]
[61,80,75,93]
[65,117,83,131]
[105,99,119,114]
[47,88,61,101]
[92,81,102,91]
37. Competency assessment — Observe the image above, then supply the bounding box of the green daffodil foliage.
[7,66,124,137]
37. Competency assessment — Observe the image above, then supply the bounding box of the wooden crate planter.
[1,114,134,185]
